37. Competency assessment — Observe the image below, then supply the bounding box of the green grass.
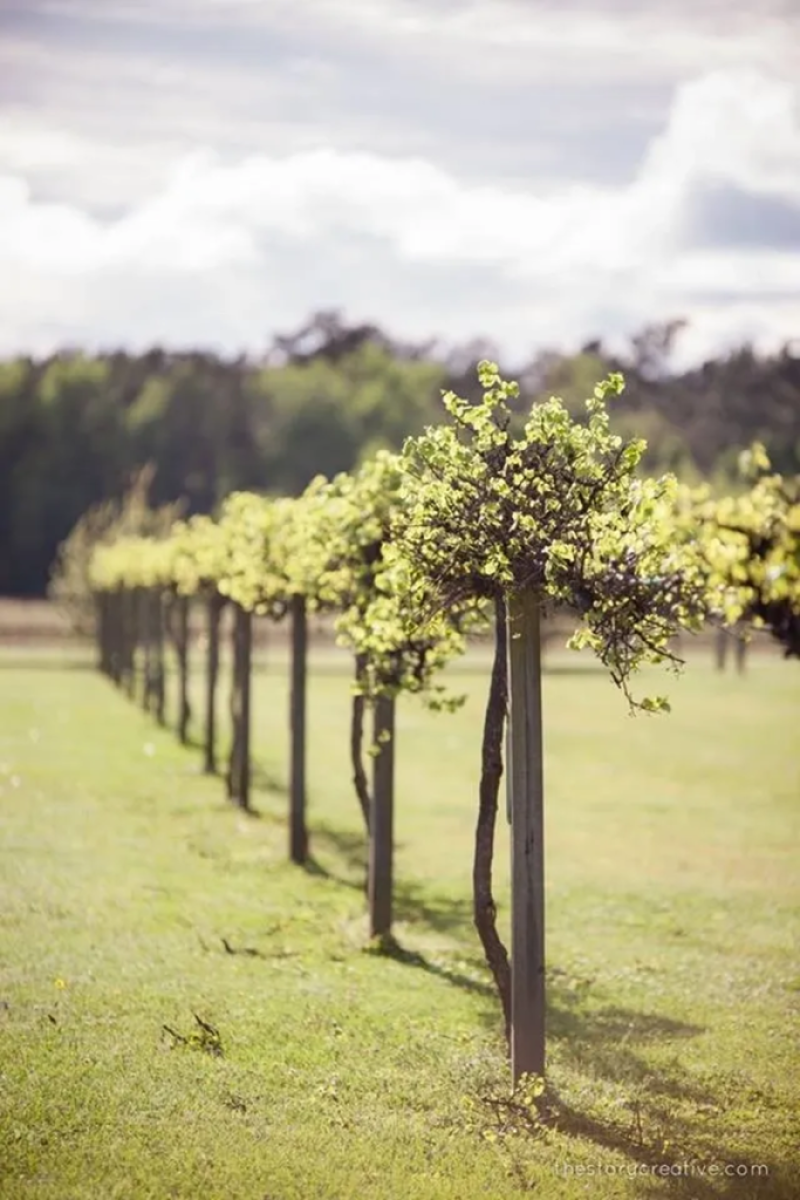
[0,642,798,1199]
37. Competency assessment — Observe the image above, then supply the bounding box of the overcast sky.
[1,0,799,366]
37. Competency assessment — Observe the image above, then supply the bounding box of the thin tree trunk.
[350,653,371,832]
[204,593,222,775]
[473,594,512,1040]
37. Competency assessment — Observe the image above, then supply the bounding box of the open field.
[0,642,798,1198]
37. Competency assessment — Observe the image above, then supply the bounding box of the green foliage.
[678,447,800,656]
[4,327,800,596]
[83,370,798,705]
[292,451,477,704]
[391,363,708,709]
[87,449,473,709]
[50,467,181,634]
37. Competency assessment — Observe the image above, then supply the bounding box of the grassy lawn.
[0,641,798,1198]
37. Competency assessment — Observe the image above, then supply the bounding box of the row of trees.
[76,365,799,1086]
[5,312,800,595]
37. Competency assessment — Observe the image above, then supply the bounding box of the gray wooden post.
[96,593,109,675]
[204,594,222,775]
[369,694,395,939]
[289,594,308,864]
[123,589,137,700]
[228,604,252,810]
[715,626,727,671]
[175,595,191,745]
[111,591,124,685]
[153,591,166,726]
[108,593,119,684]
[141,588,153,711]
[507,587,545,1083]
[735,628,747,675]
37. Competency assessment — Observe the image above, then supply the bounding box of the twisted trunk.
[473,595,512,1040]
[350,653,371,832]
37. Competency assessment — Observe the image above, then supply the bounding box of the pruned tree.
[389,361,709,1081]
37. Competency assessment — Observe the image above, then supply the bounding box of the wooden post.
[507,587,545,1083]
[140,588,153,711]
[143,589,156,714]
[735,628,747,675]
[95,592,109,675]
[134,588,147,706]
[289,595,308,864]
[228,604,252,810]
[153,591,166,727]
[369,694,395,939]
[715,626,727,671]
[175,595,191,745]
[123,589,137,699]
[203,594,222,775]
[108,592,121,684]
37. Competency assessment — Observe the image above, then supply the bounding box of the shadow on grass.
[305,821,368,885]
[308,825,788,1198]
[306,823,474,942]
[533,977,786,1198]
[303,854,365,894]
[539,1088,785,1200]
[364,933,495,999]
[394,878,474,936]
[250,761,288,797]
[198,802,788,1195]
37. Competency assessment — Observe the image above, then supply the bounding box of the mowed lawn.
[0,640,798,1199]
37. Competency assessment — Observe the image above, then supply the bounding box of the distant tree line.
[1,310,798,595]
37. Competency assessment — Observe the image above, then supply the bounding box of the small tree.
[295,453,474,826]
[390,362,708,1081]
[49,466,179,637]
[687,446,800,658]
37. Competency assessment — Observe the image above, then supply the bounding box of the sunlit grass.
[0,641,797,1198]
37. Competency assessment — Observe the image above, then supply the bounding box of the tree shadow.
[231,810,792,1195]
[528,974,788,1198]
[250,760,288,797]
[304,821,474,941]
[354,923,789,1196]
[538,1089,785,1199]
[363,933,495,999]
[394,878,475,939]
[306,821,368,885]
[302,853,365,894]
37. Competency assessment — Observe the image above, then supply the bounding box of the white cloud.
[1,27,799,364]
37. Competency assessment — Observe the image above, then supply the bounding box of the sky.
[1,0,799,367]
